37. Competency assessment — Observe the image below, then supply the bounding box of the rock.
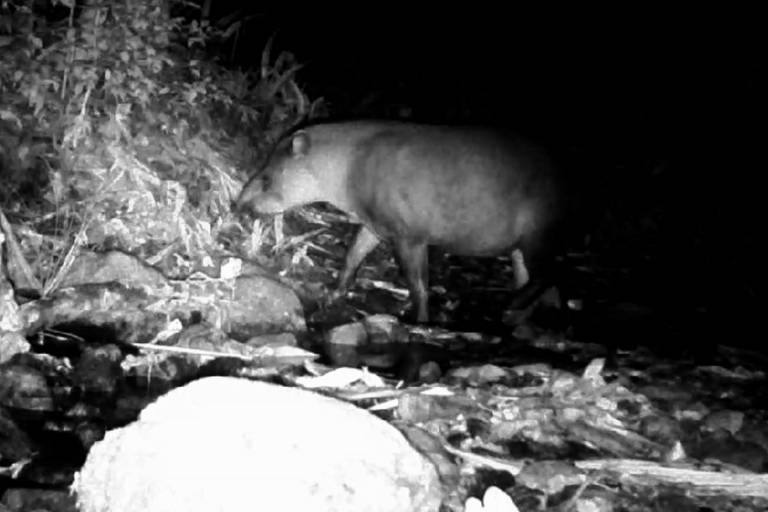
[1,488,78,512]
[324,316,411,370]
[0,364,52,411]
[72,345,123,399]
[326,321,368,347]
[0,332,29,364]
[0,406,35,461]
[364,314,406,345]
[58,250,167,289]
[324,321,368,367]
[244,332,298,348]
[73,376,443,512]
[702,409,744,435]
[222,275,306,340]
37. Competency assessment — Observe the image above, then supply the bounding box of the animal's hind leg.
[393,238,429,323]
[507,242,571,326]
[510,248,530,289]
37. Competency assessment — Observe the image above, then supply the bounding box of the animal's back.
[330,122,564,257]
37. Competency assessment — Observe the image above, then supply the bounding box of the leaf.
[0,110,21,129]
[33,93,44,117]
[17,145,29,162]
[50,171,65,204]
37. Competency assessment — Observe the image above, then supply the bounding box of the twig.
[576,458,768,498]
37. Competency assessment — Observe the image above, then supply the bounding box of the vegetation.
[0,0,320,293]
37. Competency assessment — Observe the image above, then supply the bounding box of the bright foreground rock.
[72,376,443,512]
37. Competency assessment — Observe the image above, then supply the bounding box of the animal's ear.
[291,131,310,156]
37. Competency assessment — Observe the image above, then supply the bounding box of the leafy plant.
[0,0,318,294]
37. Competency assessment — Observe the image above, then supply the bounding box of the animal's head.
[234,130,323,217]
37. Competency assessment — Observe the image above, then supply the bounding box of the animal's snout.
[231,193,258,223]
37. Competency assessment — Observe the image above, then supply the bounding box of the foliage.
[0,0,319,292]
[0,0,302,164]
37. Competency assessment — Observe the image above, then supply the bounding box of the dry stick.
[576,458,768,499]
[442,444,525,475]
[131,342,254,361]
[443,447,768,499]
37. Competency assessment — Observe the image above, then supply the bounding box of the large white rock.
[72,376,442,512]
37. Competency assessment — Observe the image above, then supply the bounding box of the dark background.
[217,8,765,151]
[208,6,765,343]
